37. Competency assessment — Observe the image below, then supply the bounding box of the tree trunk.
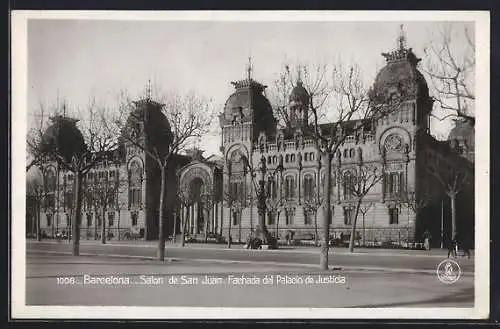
[173,208,177,243]
[362,213,366,247]
[117,210,121,241]
[181,206,188,247]
[314,210,318,246]
[320,153,333,270]
[94,209,98,240]
[450,193,457,239]
[204,207,209,243]
[72,171,83,256]
[36,201,41,241]
[348,200,362,252]
[228,207,232,240]
[238,211,242,243]
[101,207,106,244]
[276,211,280,241]
[157,166,167,261]
[219,204,224,236]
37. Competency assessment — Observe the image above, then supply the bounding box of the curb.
[27,250,474,277]
[26,241,462,259]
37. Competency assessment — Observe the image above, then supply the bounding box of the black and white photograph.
[11,11,489,319]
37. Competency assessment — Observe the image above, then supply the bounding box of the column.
[214,203,218,234]
[189,205,194,234]
[194,202,199,234]
[179,206,184,236]
[208,206,213,234]
[220,202,224,236]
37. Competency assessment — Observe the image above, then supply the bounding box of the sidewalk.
[27,239,469,258]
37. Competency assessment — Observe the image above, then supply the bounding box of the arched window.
[343,171,355,200]
[44,169,56,210]
[284,175,296,200]
[285,154,290,163]
[310,152,315,161]
[266,177,277,200]
[343,149,348,158]
[303,175,315,201]
[291,154,296,163]
[349,149,355,158]
[128,161,142,209]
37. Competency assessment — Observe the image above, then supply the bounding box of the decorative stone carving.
[384,134,403,152]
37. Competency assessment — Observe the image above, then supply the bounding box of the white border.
[11,10,490,319]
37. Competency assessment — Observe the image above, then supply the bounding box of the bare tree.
[27,101,52,172]
[289,62,377,268]
[111,90,213,261]
[358,202,374,246]
[426,147,472,239]
[275,59,399,268]
[26,170,45,241]
[33,98,117,256]
[83,162,126,244]
[423,22,475,122]
[342,162,384,252]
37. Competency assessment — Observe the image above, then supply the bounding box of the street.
[25,242,474,308]
[26,240,475,273]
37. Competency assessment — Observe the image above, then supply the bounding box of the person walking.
[423,230,432,251]
[445,233,456,258]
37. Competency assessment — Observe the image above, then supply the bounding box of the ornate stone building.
[29,32,474,247]
[178,35,473,246]
[30,96,191,240]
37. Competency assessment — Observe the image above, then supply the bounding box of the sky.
[27,18,475,157]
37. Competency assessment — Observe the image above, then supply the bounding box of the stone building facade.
[178,37,473,246]
[29,97,190,240]
[28,33,474,247]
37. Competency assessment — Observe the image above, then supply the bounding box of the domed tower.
[370,25,433,159]
[219,61,276,155]
[41,115,88,164]
[288,79,310,128]
[121,92,174,241]
[369,26,434,243]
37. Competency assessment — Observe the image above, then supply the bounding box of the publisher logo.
[436,259,461,284]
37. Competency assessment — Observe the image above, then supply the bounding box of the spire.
[382,24,419,65]
[398,24,407,50]
[246,55,253,81]
[146,79,152,100]
[62,100,66,117]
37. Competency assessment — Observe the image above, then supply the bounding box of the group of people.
[422,230,471,259]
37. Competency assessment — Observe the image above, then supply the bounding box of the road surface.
[26,241,475,274]
[26,253,474,308]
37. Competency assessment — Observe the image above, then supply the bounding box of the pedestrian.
[423,230,432,251]
[445,233,455,258]
[453,232,460,256]
[227,235,232,249]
